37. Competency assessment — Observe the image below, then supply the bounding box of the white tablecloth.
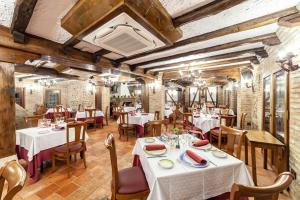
[75,111,104,119]
[117,113,154,127]
[192,114,220,133]
[123,107,136,112]
[133,137,253,200]
[16,124,88,161]
[164,109,173,117]
[46,108,72,113]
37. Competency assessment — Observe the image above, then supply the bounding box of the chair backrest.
[149,120,163,137]
[0,161,26,200]
[66,121,86,149]
[119,112,129,124]
[55,105,63,113]
[104,133,118,198]
[218,104,227,109]
[230,172,294,200]
[85,108,96,118]
[183,112,193,125]
[220,115,235,127]
[34,105,47,115]
[23,115,44,128]
[105,106,109,117]
[220,108,229,115]
[220,125,247,159]
[154,111,160,120]
[240,113,247,129]
[78,104,83,112]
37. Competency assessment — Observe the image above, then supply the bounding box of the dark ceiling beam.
[15,64,80,80]
[144,47,265,72]
[173,0,245,27]
[10,0,38,43]
[92,49,112,63]
[117,7,297,63]
[134,33,274,68]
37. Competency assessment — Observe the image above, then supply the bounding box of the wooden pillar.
[0,62,16,158]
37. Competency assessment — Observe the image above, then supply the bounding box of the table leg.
[263,148,268,170]
[245,137,248,165]
[251,144,257,186]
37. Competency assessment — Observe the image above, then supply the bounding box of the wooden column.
[0,62,16,158]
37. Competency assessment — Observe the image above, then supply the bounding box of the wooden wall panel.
[0,62,16,158]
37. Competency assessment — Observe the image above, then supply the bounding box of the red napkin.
[186,150,207,164]
[145,144,166,151]
[188,130,201,134]
[192,139,209,147]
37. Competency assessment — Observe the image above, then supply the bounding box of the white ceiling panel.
[26,0,78,44]
[128,23,278,65]
[180,0,300,40]
[0,0,16,27]
[104,52,124,60]
[74,41,102,53]
[139,42,264,68]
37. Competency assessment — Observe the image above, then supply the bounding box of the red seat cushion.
[118,167,149,194]
[55,143,83,153]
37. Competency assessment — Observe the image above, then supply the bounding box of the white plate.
[158,159,174,169]
[192,143,212,150]
[179,152,209,168]
[144,138,155,143]
[143,146,167,156]
[212,150,228,158]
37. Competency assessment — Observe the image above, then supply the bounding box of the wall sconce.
[241,69,254,92]
[277,52,299,72]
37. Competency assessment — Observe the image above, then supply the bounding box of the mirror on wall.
[44,89,61,108]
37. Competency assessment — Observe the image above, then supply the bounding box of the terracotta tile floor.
[14,120,291,200]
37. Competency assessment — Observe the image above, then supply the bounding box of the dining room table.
[45,107,76,119]
[123,106,136,112]
[132,134,253,200]
[191,113,220,138]
[117,112,155,137]
[75,110,104,125]
[15,123,88,182]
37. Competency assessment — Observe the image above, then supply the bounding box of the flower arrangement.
[172,128,180,135]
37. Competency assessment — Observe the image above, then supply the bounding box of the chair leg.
[126,129,129,141]
[52,155,56,172]
[67,155,71,178]
[218,133,222,149]
[74,154,77,162]
[82,151,87,168]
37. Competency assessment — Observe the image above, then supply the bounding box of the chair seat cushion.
[54,143,83,153]
[118,167,149,194]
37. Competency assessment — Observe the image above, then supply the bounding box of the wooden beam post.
[0,62,16,158]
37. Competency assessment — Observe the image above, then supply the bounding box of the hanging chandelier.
[38,79,56,88]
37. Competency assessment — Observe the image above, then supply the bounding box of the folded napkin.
[192,139,209,147]
[186,150,207,164]
[194,115,200,118]
[188,130,202,135]
[145,144,166,151]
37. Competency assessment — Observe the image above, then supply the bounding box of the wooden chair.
[172,110,184,129]
[154,111,160,120]
[148,120,163,137]
[230,172,294,200]
[213,125,247,158]
[218,104,227,109]
[0,160,27,200]
[77,104,83,112]
[220,108,229,115]
[112,106,121,120]
[210,115,236,148]
[33,105,47,115]
[183,112,194,130]
[104,106,109,126]
[236,112,247,130]
[85,108,98,128]
[52,121,87,177]
[23,115,44,128]
[119,112,136,141]
[105,133,149,200]
[55,105,63,113]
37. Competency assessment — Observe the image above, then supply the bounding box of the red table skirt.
[46,112,76,120]
[133,155,247,200]
[16,145,55,182]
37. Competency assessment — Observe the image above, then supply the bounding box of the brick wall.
[237,86,253,129]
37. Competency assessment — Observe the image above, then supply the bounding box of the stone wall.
[101,86,110,115]
[15,79,96,114]
[243,26,300,199]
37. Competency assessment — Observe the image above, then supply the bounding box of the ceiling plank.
[0,46,40,64]
[117,7,297,63]
[144,47,265,72]
[10,0,38,43]
[147,56,255,72]
[173,0,245,27]
[133,33,274,68]
[15,64,80,80]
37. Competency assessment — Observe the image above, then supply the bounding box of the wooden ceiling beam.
[147,56,255,73]
[117,7,297,63]
[10,0,38,43]
[15,64,80,80]
[144,47,264,72]
[173,0,245,27]
[0,46,40,64]
[278,12,300,28]
[134,33,274,68]
[92,49,112,63]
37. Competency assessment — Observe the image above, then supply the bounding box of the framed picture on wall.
[44,89,61,108]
